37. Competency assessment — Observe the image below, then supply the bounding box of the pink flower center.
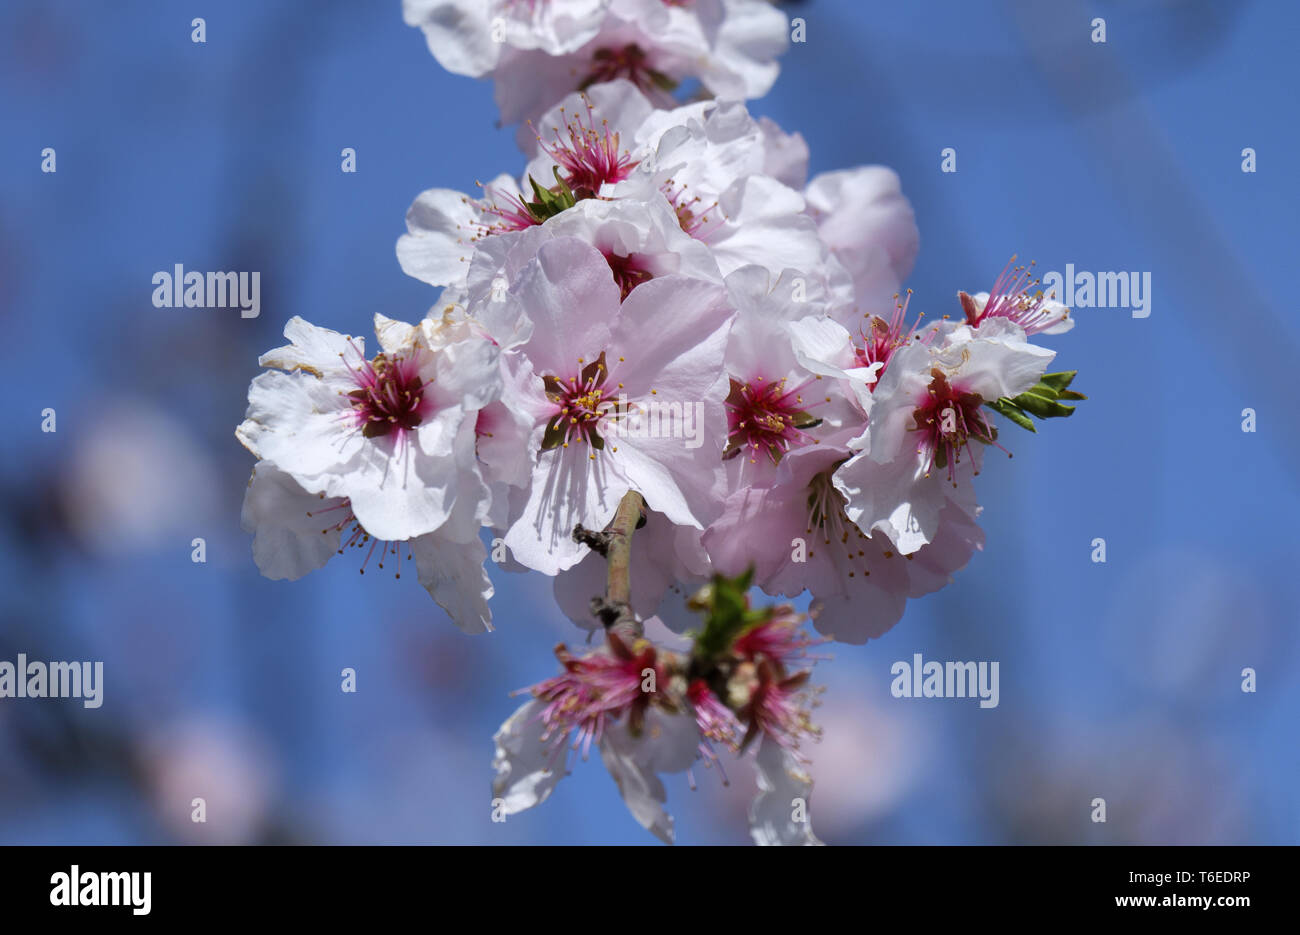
[911,369,1004,484]
[344,348,431,439]
[540,351,617,452]
[581,44,670,95]
[535,98,640,197]
[688,679,741,751]
[733,616,827,667]
[529,636,661,759]
[961,256,1069,335]
[802,462,888,579]
[602,251,654,301]
[724,376,821,465]
[853,289,928,380]
[738,661,822,758]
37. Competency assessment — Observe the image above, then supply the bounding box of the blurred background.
[1,0,1296,844]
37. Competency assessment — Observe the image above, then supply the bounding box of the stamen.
[962,256,1070,335]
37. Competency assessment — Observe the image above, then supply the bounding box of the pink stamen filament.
[968,256,1069,335]
[533,97,640,196]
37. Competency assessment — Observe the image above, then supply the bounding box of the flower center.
[805,462,862,548]
[911,369,1002,484]
[602,252,654,301]
[853,289,927,380]
[662,180,717,239]
[530,635,662,759]
[345,349,430,439]
[735,661,822,758]
[535,98,640,198]
[580,44,675,95]
[540,351,617,452]
[960,256,1069,335]
[724,377,822,465]
[802,462,895,580]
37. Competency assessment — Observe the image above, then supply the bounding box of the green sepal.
[688,569,767,663]
[540,415,568,450]
[986,371,1086,433]
[646,68,680,93]
[987,397,1037,433]
[524,167,577,222]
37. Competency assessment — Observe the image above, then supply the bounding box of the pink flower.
[406,0,790,126]
[529,633,664,757]
[703,439,985,643]
[492,625,701,843]
[491,237,733,575]
[833,317,1054,554]
[236,314,499,543]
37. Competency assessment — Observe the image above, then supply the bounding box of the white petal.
[240,463,340,580]
[257,316,355,378]
[504,443,626,575]
[833,448,961,555]
[396,187,482,288]
[508,237,619,376]
[598,708,699,845]
[750,737,822,846]
[806,166,919,309]
[700,0,788,99]
[708,175,827,278]
[236,369,361,480]
[412,531,494,634]
[492,699,567,814]
[402,0,501,77]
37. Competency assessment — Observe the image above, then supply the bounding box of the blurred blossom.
[808,690,934,833]
[142,716,276,845]
[60,399,219,555]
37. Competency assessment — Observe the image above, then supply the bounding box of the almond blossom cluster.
[235,0,1084,845]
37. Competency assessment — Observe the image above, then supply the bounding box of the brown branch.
[577,490,644,641]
